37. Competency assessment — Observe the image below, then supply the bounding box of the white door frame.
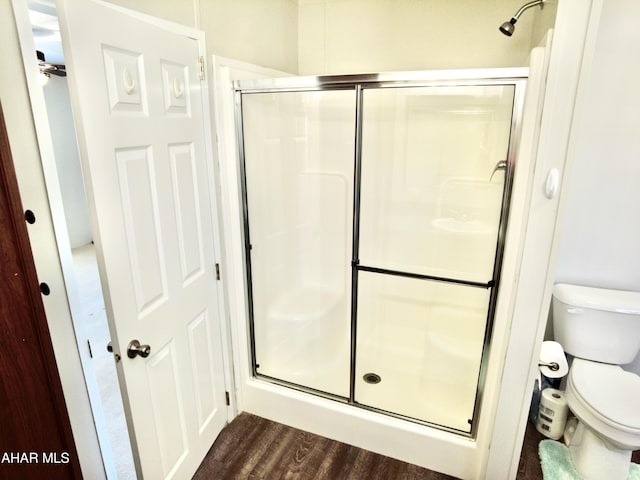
[210,56,292,415]
[11,1,110,476]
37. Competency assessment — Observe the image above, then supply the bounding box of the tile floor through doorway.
[72,244,135,479]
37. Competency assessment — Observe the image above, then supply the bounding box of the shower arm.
[511,0,544,22]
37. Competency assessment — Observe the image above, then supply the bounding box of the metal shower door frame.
[234,68,528,438]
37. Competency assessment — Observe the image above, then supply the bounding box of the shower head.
[499,0,544,37]
[499,19,516,36]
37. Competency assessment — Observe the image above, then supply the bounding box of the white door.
[56,1,228,478]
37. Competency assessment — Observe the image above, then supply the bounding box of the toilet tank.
[552,283,640,364]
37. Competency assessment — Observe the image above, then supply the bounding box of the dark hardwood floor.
[194,412,640,480]
[517,420,546,479]
[193,413,456,479]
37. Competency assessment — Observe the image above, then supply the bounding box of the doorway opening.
[27,1,134,478]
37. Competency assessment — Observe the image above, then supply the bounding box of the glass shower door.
[241,90,355,397]
[354,85,516,432]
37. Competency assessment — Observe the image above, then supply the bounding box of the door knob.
[127,339,151,359]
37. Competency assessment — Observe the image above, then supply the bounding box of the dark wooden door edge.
[0,100,82,479]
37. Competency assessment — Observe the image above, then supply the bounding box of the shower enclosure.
[236,70,526,435]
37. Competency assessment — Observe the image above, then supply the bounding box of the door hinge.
[225,391,230,406]
[87,339,93,359]
[215,263,221,281]
[198,56,205,80]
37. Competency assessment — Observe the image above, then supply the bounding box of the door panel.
[146,343,189,477]
[57,0,227,477]
[116,146,168,313]
[170,143,205,284]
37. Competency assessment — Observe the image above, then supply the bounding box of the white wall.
[298,0,557,75]
[42,75,92,248]
[554,0,640,375]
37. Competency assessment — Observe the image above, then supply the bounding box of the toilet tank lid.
[553,283,640,314]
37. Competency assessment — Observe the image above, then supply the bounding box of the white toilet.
[552,283,640,480]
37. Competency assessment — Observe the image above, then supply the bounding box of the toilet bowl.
[566,359,640,449]
[552,283,640,480]
[564,358,640,479]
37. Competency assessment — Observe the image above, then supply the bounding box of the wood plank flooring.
[193,413,456,479]
[517,420,547,479]
[193,412,640,479]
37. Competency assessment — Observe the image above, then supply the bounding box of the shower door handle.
[490,160,507,181]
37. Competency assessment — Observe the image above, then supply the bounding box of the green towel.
[539,439,640,480]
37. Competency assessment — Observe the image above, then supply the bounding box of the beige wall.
[298,0,557,75]
[87,0,560,77]
[105,0,299,73]
[531,0,558,48]
[200,0,298,73]
[104,0,198,27]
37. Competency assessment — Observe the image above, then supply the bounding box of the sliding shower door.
[241,90,355,397]
[238,72,524,435]
[354,85,516,432]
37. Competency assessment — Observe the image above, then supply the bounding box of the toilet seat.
[570,358,640,429]
[566,359,640,449]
